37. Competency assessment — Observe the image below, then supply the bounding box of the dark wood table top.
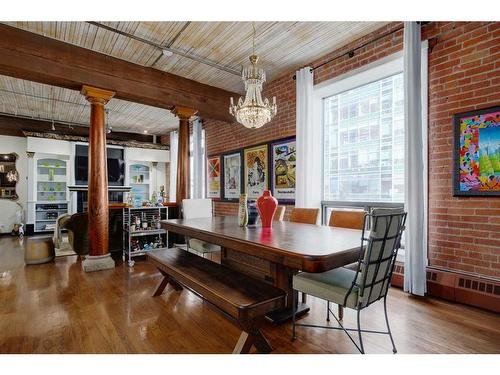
[161,216,364,273]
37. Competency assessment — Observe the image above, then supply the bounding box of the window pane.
[323,72,404,202]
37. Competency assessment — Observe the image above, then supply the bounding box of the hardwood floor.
[1,236,499,354]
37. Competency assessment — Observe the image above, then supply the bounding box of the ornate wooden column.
[81,85,115,272]
[172,106,197,205]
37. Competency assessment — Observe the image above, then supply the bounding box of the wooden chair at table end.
[289,208,320,225]
[289,207,320,304]
[273,206,286,222]
[328,208,367,320]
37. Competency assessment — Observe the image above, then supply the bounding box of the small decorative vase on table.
[247,200,259,226]
[238,194,248,227]
[256,190,278,228]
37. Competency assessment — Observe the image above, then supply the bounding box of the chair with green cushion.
[292,208,407,354]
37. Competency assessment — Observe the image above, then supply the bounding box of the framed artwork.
[221,150,243,201]
[270,137,296,203]
[206,155,221,199]
[243,144,269,199]
[453,106,500,196]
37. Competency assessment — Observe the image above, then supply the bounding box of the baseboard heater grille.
[391,264,499,313]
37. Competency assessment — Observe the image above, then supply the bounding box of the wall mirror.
[0,153,19,200]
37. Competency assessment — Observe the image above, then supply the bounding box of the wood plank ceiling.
[0,21,387,135]
[0,75,179,135]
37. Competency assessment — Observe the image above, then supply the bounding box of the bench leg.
[233,332,254,354]
[251,329,273,353]
[153,269,183,296]
[232,329,272,354]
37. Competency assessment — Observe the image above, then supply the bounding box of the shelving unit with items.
[35,158,69,232]
[122,206,169,267]
[129,163,151,206]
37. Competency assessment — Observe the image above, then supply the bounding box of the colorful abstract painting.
[454,106,500,196]
[270,138,296,202]
[207,155,221,198]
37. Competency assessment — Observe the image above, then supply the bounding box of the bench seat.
[148,248,286,353]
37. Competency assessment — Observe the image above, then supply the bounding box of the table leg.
[265,264,310,324]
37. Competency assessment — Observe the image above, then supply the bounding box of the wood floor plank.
[0,236,499,354]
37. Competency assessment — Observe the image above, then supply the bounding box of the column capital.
[172,106,198,120]
[81,85,115,105]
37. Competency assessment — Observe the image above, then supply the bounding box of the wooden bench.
[148,248,286,354]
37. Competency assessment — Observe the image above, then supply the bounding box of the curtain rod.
[292,22,429,80]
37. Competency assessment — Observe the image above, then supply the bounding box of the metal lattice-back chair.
[292,208,407,354]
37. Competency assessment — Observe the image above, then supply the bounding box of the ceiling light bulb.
[144,130,148,134]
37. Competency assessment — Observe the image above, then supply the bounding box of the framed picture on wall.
[243,144,269,199]
[221,150,243,201]
[206,155,221,199]
[270,137,296,203]
[453,105,500,196]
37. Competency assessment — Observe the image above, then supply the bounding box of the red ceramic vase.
[256,190,278,228]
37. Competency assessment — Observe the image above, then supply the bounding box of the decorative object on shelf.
[151,191,158,205]
[48,168,54,181]
[244,144,269,199]
[256,190,278,228]
[222,151,243,201]
[238,193,248,227]
[453,105,500,196]
[6,169,18,182]
[229,22,277,129]
[271,137,296,203]
[207,155,221,198]
[247,200,259,226]
[0,153,19,200]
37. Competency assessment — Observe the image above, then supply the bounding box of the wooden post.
[81,85,116,272]
[172,106,197,205]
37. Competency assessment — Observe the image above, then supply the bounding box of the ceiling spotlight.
[143,130,148,134]
[162,49,174,57]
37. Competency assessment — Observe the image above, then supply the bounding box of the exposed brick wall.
[204,21,500,279]
[424,22,500,278]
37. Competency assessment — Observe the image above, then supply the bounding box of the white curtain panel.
[295,67,322,208]
[191,118,204,199]
[169,130,178,203]
[403,22,427,296]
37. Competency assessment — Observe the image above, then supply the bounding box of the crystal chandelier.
[229,23,277,129]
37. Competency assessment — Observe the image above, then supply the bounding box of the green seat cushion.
[189,238,221,254]
[293,268,360,309]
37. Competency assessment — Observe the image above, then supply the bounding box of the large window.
[323,72,404,202]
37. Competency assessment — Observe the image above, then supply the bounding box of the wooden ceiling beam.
[0,24,236,122]
[0,114,155,143]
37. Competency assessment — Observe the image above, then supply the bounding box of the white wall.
[0,135,28,233]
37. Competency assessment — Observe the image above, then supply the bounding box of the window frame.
[314,43,429,263]
[315,52,405,205]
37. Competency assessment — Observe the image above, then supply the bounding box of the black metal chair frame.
[292,211,407,354]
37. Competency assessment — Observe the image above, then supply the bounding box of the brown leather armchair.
[62,209,123,255]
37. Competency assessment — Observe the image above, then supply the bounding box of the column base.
[82,254,115,272]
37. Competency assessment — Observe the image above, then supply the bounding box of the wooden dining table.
[160,216,364,324]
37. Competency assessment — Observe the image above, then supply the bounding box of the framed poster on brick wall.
[270,137,296,203]
[206,155,221,199]
[243,144,269,199]
[221,150,243,202]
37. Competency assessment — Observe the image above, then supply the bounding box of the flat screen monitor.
[75,144,125,186]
